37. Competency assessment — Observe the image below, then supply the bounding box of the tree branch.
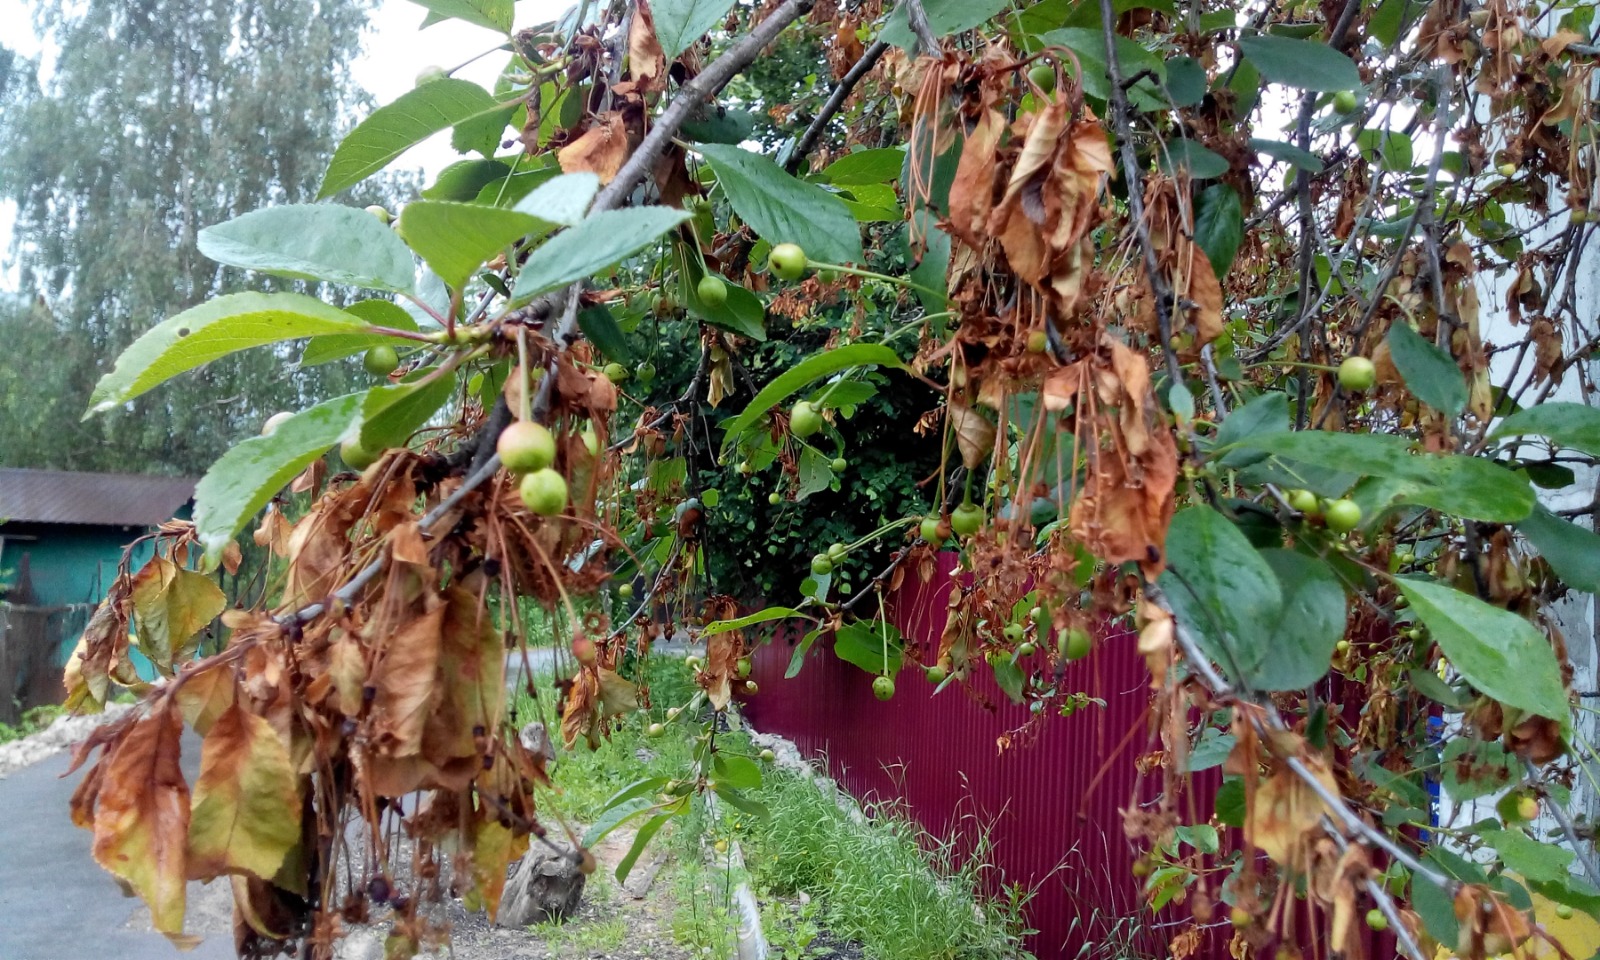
[786,40,890,175]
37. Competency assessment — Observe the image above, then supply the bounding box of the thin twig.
[609,342,712,453]
[901,0,940,55]
[786,40,890,174]
[1525,756,1600,888]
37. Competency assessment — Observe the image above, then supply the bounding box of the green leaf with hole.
[820,148,907,185]
[1492,402,1600,458]
[652,0,737,57]
[404,0,511,32]
[1193,183,1243,281]
[357,371,457,451]
[198,205,416,293]
[719,344,906,453]
[1387,322,1467,417]
[511,207,690,302]
[1518,505,1600,595]
[88,293,370,415]
[192,393,366,567]
[881,0,1007,49]
[319,79,504,198]
[1399,578,1569,724]
[1234,431,1534,522]
[697,144,863,265]
[1236,33,1359,91]
[398,200,543,290]
[1160,505,1283,688]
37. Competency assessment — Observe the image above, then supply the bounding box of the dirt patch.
[0,704,133,778]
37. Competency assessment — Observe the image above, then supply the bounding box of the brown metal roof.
[0,468,196,527]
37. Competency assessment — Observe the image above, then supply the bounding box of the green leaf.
[703,607,814,635]
[404,0,512,33]
[88,293,370,415]
[1234,431,1535,522]
[512,171,600,228]
[581,796,656,848]
[1356,129,1414,170]
[198,205,416,293]
[357,371,456,451]
[511,207,690,302]
[300,300,420,367]
[797,447,833,501]
[1481,828,1573,882]
[712,754,762,791]
[1039,29,1166,109]
[398,200,543,291]
[1160,505,1283,689]
[712,783,770,819]
[1193,183,1243,281]
[681,256,766,341]
[1492,402,1600,458]
[577,305,633,364]
[1235,34,1360,91]
[423,159,513,201]
[1166,56,1207,106]
[719,344,906,453]
[786,628,822,679]
[1254,550,1346,691]
[680,105,755,144]
[1215,777,1245,827]
[319,79,502,199]
[1387,323,1467,416]
[1441,737,1518,801]
[991,657,1025,704]
[1370,0,1419,46]
[616,810,675,884]
[1519,505,1600,595]
[191,393,365,567]
[696,144,863,265]
[1213,391,1288,468]
[1159,140,1229,179]
[1399,579,1569,724]
[651,0,737,58]
[832,621,903,676]
[820,148,906,185]
[1249,138,1326,172]
[1408,668,1470,709]
[1357,755,1431,808]
[1413,851,1468,944]
[905,217,950,312]
[1174,824,1219,855]
[881,0,1007,49]
[1187,728,1235,772]
[601,776,670,813]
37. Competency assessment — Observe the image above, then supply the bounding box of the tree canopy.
[50,0,1600,957]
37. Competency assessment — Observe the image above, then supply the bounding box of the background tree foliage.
[0,0,404,475]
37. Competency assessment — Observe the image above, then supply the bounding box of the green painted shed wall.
[1,521,160,665]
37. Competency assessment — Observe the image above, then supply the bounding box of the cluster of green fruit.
[1286,488,1362,533]
[498,420,568,516]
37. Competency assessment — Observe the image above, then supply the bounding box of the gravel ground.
[0,704,134,778]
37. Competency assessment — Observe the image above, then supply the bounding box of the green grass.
[529,915,627,952]
[0,704,65,745]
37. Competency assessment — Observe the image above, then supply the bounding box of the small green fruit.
[1557,904,1575,920]
[582,425,600,457]
[261,411,294,436]
[1031,606,1049,630]
[1017,641,1037,657]
[415,65,447,86]
[1365,909,1388,932]
[950,502,984,537]
[920,517,943,543]
[714,839,729,854]
[363,345,400,377]
[666,707,681,720]
[636,361,657,384]
[1288,488,1320,515]
[618,582,634,599]
[925,665,947,684]
[1026,330,1049,353]
[1497,162,1518,178]
[1338,356,1377,392]
[1324,498,1362,533]
[811,554,834,576]
[364,204,391,224]
[497,420,557,473]
[1517,795,1540,821]
[737,461,753,475]
[831,457,847,472]
[1332,89,1359,115]
[769,492,783,506]
[341,436,380,471]
[686,655,702,670]
[768,242,808,281]
[790,400,822,438]
[1028,63,1056,94]
[519,468,569,516]
[1003,623,1024,644]
[872,675,896,701]
[760,748,776,762]
[736,656,752,678]
[647,722,665,738]
[828,542,847,560]
[1230,907,1251,929]
[1335,640,1351,653]
[603,362,629,383]
[1061,627,1092,661]
[817,268,839,284]
[697,274,728,307]
[744,680,758,694]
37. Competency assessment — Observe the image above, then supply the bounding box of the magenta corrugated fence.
[743,552,1202,959]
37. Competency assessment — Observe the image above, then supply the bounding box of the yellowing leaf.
[91,707,191,942]
[372,600,446,756]
[174,662,237,735]
[187,705,302,882]
[1245,758,1339,867]
[470,816,527,921]
[948,399,996,469]
[130,556,226,674]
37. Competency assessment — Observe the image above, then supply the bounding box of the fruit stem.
[516,326,533,423]
[805,259,947,304]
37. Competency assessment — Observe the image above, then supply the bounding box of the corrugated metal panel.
[0,468,195,527]
[745,551,1225,960]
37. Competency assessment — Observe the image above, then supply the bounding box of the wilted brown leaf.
[372,598,446,756]
[628,0,667,93]
[1244,758,1339,868]
[559,113,629,184]
[948,399,997,469]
